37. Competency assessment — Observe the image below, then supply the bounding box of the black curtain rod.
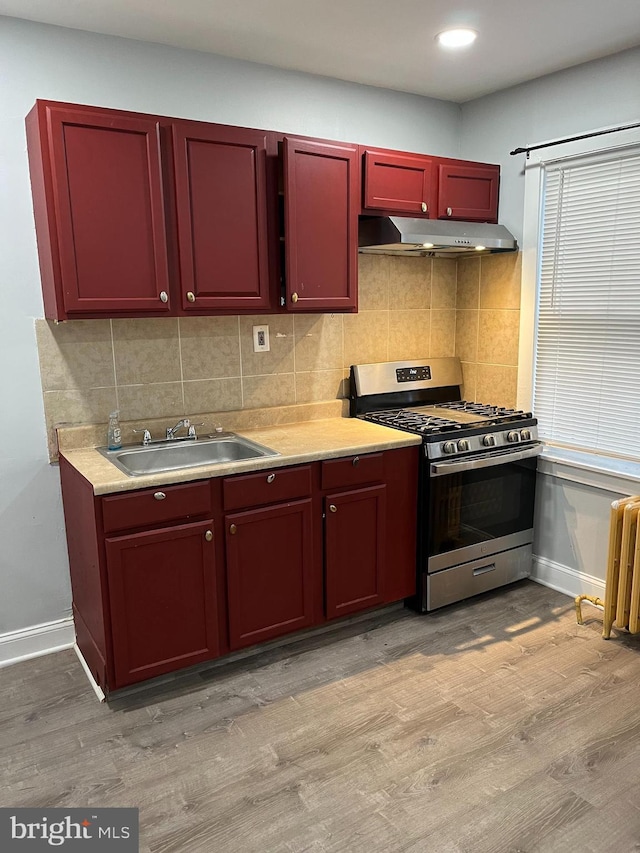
[510,121,640,157]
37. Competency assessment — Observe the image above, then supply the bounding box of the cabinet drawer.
[102,481,212,533]
[223,465,312,511]
[321,453,384,490]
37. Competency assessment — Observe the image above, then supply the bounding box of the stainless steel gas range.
[349,357,542,612]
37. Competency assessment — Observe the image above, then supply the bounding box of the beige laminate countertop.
[60,418,422,495]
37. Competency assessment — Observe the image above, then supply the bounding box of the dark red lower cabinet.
[225,499,315,650]
[105,520,219,688]
[324,485,387,619]
[62,448,418,693]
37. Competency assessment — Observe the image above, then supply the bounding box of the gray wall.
[460,48,640,589]
[0,16,460,638]
[459,46,640,244]
[533,473,622,592]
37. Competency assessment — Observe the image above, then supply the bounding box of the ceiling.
[2,0,640,102]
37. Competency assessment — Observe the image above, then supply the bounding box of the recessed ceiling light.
[436,28,478,49]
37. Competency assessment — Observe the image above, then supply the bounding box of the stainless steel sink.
[98,433,279,476]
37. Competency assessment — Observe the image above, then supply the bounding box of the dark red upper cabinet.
[363,149,435,216]
[437,160,500,223]
[172,121,273,312]
[26,102,172,319]
[283,136,358,312]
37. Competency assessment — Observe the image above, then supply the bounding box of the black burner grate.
[436,400,532,418]
[363,401,533,436]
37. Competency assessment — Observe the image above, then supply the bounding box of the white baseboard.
[73,644,105,702]
[0,617,75,668]
[532,555,606,600]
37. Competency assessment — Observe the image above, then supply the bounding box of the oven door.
[425,443,542,573]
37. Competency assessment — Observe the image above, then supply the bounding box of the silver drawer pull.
[267,473,276,483]
[473,564,496,577]
[153,492,166,501]
[352,456,360,467]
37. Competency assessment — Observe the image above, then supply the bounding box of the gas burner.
[352,359,538,465]
[363,401,533,437]
[437,400,532,418]
[363,409,461,435]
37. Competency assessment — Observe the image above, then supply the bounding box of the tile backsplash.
[455,252,522,407]
[35,252,522,458]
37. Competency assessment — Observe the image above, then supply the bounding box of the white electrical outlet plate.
[252,324,270,353]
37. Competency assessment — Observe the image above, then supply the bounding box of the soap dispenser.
[107,410,122,451]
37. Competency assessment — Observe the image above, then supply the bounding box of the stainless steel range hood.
[358,216,518,257]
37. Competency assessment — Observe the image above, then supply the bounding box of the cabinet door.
[44,105,171,315]
[325,485,386,619]
[105,520,218,688]
[363,150,435,216]
[172,121,272,311]
[283,137,358,312]
[437,161,500,222]
[225,499,314,650]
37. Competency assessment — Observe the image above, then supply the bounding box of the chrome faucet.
[166,418,191,440]
[133,427,152,446]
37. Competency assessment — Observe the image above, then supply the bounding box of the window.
[522,132,640,461]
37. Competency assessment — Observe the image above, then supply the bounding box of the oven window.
[428,457,537,556]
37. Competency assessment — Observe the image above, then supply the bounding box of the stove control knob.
[507,430,521,443]
[442,441,457,454]
[520,428,532,441]
[457,439,470,452]
[482,434,496,447]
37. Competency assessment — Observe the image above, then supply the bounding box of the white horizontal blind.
[534,149,640,459]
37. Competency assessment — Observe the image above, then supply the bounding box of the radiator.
[575,495,640,638]
[616,497,640,635]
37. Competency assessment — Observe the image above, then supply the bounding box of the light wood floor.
[2,581,640,853]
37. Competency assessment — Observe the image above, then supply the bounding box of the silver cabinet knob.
[159,291,168,303]
[291,292,299,303]
[421,202,427,213]
[329,504,337,513]
[186,291,196,303]
[446,207,453,216]
[153,492,166,501]
[267,473,276,483]
[352,456,360,467]
[205,530,213,542]
[229,524,237,535]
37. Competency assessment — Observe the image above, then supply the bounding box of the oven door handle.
[430,442,543,477]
